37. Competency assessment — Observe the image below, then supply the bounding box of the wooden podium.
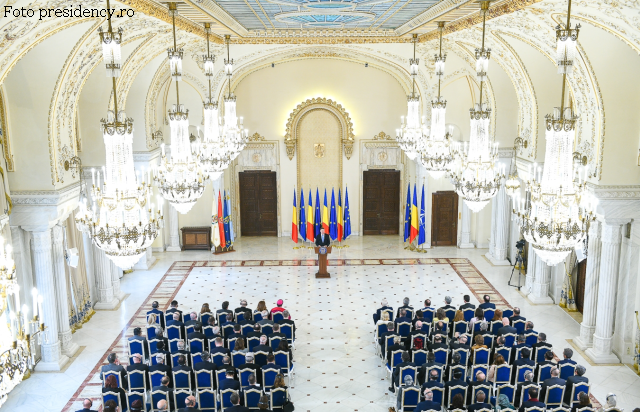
[314,246,332,278]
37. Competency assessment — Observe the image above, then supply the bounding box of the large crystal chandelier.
[419,22,453,179]
[154,3,206,214]
[76,0,162,270]
[513,0,595,266]
[396,33,429,161]
[449,1,505,213]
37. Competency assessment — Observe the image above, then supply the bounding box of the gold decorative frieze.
[373,131,393,140]
[248,132,266,141]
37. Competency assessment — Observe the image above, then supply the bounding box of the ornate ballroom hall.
[0,0,639,410]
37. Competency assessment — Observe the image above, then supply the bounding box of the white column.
[167,205,181,252]
[110,259,125,301]
[524,242,536,294]
[458,202,474,248]
[133,246,156,270]
[488,197,497,256]
[10,226,34,317]
[586,219,627,364]
[574,221,602,350]
[485,186,511,265]
[51,225,80,357]
[93,244,119,310]
[528,252,554,304]
[82,232,97,307]
[31,229,69,371]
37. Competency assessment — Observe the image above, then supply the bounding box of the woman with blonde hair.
[146,313,163,339]
[452,310,465,323]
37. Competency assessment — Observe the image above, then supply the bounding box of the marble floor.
[5,236,640,411]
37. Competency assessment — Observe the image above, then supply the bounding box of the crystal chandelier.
[154,3,206,214]
[76,1,163,269]
[513,0,595,266]
[449,1,505,213]
[396,33,429,161]
[419,22,453,179]
[505,135,527,198]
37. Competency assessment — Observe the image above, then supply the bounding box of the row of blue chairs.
[150,322,294,346]
[159,310,285,327]
[380,307,514,325]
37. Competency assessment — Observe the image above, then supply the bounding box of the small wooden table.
[180,226,211,250]
[314,246,332,278]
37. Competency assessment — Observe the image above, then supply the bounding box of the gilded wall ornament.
[314,144,325,158]
[378,151,388,162]
[373,131,393,140]
[252,153,262,163]
[248,132,266,141]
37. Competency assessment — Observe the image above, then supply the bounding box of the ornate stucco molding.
[0,88,14,171]
[373,131,394,140]
[248,133,266,141]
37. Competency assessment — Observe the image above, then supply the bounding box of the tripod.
[508,248,525,291]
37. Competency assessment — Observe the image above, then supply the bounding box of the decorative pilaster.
[528,252,554,304]
[586,219,627,364]
[523,241,536,294]
[110,259,125,301]
[486,186,511,265]
[93,244,119,310]
[167,205,181,252]
[458,202,474,248]
[31,229,69,371]
[10,226,34,316]
[575,221,602,350]
[51,225,79,357]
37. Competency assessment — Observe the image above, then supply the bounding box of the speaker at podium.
[314,246,332,278]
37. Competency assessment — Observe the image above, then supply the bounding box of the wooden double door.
[431,191,458,246]
[239,171,277,236]
[362,170,400,235]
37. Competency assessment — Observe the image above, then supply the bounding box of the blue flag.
[223,190,231,246]
[343,187,351,239]
[226,192,234,245]
[299,188,306,242]
[314,188,321,237]
[418,184,426,246]
[404,182,411,242]
[329,188,338,240]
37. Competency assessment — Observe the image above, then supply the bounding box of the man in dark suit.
[211,337,231,358]
[277,310,296,340]
[315,227,330,246]
[373,298,394,324]
[167,312,186,339]
[511,334,528,363]
[166,300,183,322]
[235,299,253,322]
[378,322,396,354]
[478,295,496,310]
[227,393,250,412]
[468,390,492,412]
[395,309,411,327]
[100,353,128,390]
[439,296,456,314]
[253,335,273,355]
[559,348,577,367]
[178,395,200,412]
[419,353,444,385]
[268,324,287,347]
[194,351,217,387]
[513,348,535,384]
[152,376,174,410]
[444,371,468,406]
[428,334,448,352]
[459,295,476,311]
[412,311,424,329]
[228,324,245,345]
[450,334,470,351]
[219,355,236,377]
[174,341,191,364]
[128,327,149,358]
[524,321,537,334]
[397,297,414,318]
[149,354,172,386]
[431,321,447,339]
[237,353,261,385]
[147,301,165,328]
[510,307,526,324]
[541,367,566,400]
[497,318,517,337]
[127,353,151,390]
[217,301,234,324]
[219,370,240,391]
[247,324,262,340]
[468,371,491,404]
[421,368,445,393]
[390,351,417,392]
[173,355,195,390]
[516,370,535,406]
[185,312,202,331]
[519,387,546,412]
[564,365,588,404]
[386,336,405,364]
[187,325,209,352]
[532,333,553,361]
[75,398,98,412]
[445,352,462,381]
[415,388,442,412]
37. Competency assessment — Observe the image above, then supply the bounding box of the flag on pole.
[404,183,411,242]
[218,190,226,248]
[329,188,337,240]
[299,188,306,242]
[322,189,329,233]
[337,188,343,242]
[306,189,314,241]
[418,183,426,246]
[212,192,221,247]
[291,187,298,243]
[314,188,321,237]
[223,190,231,246]
[410,184,419,243]
[226,193,235,245]
[343,187,351,240]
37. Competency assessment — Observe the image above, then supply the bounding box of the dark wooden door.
[431,191,458,246]
[239,171,278,236]
[363,170,400,235]
[575,258,587,313]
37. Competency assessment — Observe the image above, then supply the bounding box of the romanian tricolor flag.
[218,190,226,248]
[322,189,329,233]
[337,188,343,242]
[410,184,418,243]
[314,189,321,237]
[291,187,298,243]
[306,189,314,241]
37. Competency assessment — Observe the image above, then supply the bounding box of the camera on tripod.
[509,239,526,291]
[515,239,526,250]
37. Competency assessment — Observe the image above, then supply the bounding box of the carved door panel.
[431,191,458,246]
[239,171,278,236]
[576,258,587,313]
[363,170,400,235]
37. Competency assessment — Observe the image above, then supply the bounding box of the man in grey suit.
[100,353,128,390]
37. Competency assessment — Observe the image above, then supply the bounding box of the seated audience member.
[101,353,128,390]
[469,308,484,333]
[440,296,455,313]
[187,325,208,351]
[419,353,444,385]
[468,390,492,412]
[469,371,488,396]
[519,387,545,412]
[378,322,396,353]
[479,294,496,310]
[386,336,405,363]
[421,368,445,392]
[532,333,552,352]
[200,303,212,316]
[219,370,240,391]
[564,365,588,404]
[268,373,288,393]
[75,398,98,412]
[474,321,491,342]
[185,312,202,330]
[571,392,591,412]
[445,353,462,381]
[166,300,182,319]
[510,307,526,324]
[444,371,468,405]
[211,337,231,357]
[227,392,250,412]
[471,334,487,353]
[512,334,528,352]
[247,324,262,341]
[219,356,235,376]
[524,321,537,334]
[258,395,272,411]
[129,327,149,357]
[451,311,465,332]
[450,393,465,410]
[431,321,447,338]
[559,348,577,367]
[396,375,419,411]
[257,311,274,327]
[428,334,447,352]
[450,333,469,351]
[149,354,172,387]
[194,351,217,380]
[233,336,249,354]
[103,400,117,412]
[167,312,186,337]
[497,317,517,336]
[156,399,168,411]
[410,321,427,349]
[174,340,191,361]
[126,353,150,389]
[497,394,516,411]
[513,348,535,372]
[207,318,221,338]
[261,353,279,375]
[492,309,504,323]
[376,311,391,329]
[396,308,411,326]
[415,388,441,412]
[237,353,261,384]
[434,308,449,325]
[516,371,535,406]
[173,355,195,389]
[277,339,294,361]
[488,355,506,384]
[147,300,165,328]
[276,310,296,337]
[397,297,414,318]
[460,294,476,311]
[390,351,416,392]
[179,395,199,412]
[235,299,253,321]
[254,335,273,354]
[217,301,234,322]
[270,299,288,319]
[421,299,433,312]
[247,373,261,390]
[269,323,287,343]
[102,374,127,409]
[229,324,244,342]
[147,313,164,338]
[541,366,566,400]
[539,350,556,368]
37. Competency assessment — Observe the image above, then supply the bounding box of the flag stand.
[404,240,427,253]
[212,245,235,254]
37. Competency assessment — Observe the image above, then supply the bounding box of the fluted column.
[10,226,34,317]
[167,205,181,252]
[586,219,627,364]
[574,221,602,350]
[528,252,554,304]
[93,244,119,310]
[486,187,511,265]
[31,229,69,370]
[51,225,79,357]
[133,246,156,270]
[524,242,536,294]
[458,202,474,248]
[111,259,125,300]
